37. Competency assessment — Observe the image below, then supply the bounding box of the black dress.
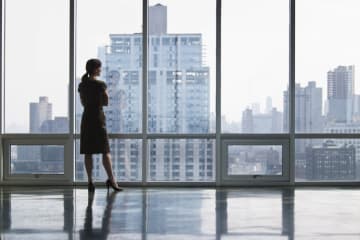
[78,79,110,154]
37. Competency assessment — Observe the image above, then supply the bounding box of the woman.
[78,58,122,192]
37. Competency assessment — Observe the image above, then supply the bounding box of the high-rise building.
[241,108,253,133]
[102,5,209,134]
[305,140,356,180]
[283,81,323,133]
[29,96,52,133]
[265,96,272,114]
[149,3,167,35]
[284,82,323,179]
[327,65,354,123]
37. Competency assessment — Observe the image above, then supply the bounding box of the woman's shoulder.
[94,80,107,90]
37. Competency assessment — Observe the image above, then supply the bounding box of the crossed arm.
[79,90,108,107]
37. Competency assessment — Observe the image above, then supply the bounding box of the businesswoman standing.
[78,58,122,192]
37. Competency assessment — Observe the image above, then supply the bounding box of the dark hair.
[81,58,102,82]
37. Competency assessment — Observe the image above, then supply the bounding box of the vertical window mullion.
[69,0,76,182]
[0,0,3,182]
[216,0,221,186]
[289,0,295,184]
[142,0,148,185]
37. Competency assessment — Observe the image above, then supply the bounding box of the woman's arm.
[80,92,86,106]
[102,90,109,106]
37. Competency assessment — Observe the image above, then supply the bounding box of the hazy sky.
[4,0,360,132]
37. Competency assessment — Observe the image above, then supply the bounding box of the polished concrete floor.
[1,187,360,239]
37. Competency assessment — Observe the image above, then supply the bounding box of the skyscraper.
[265,96,272,114]
[327,65,354,123]
[29,96,52,133]
[284,81,323,179]
[283,81,323,133]
[149,3,167,35]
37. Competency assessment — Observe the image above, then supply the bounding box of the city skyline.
[23,63,360,134]
[5,1,360,131]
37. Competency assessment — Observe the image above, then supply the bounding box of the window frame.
[2,136,72,183]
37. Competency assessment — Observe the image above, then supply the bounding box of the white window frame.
[2,136,73,184]
[221,138,290,184]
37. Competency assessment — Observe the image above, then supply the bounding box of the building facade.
[327,65,354,123]
[305,140,356,180]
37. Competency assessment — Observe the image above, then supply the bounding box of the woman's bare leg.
[84,154,93,183]
[102,153,117,184]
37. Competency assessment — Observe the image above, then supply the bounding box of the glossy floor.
[1,187,360,239]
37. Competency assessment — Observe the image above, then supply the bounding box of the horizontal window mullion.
[2,134,71,140]
[146,133,216,139]
[294,133,360,139]
[221,134,289,139]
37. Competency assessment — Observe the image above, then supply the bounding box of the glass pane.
[148,0,215,133]
[10,145,64,174]
[76,0,142,133]
[4,0,69,133]
[295,139,358,181]
[296,0,360,133]
[227,145,282,175]
[221,0,289,133]
[147,139,215,182]
[75,139,142,182]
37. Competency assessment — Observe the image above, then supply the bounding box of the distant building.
[283,81,323,133]
[324,122,360,180]
[242,107,282,133]
[15,97,66,173]
[241,108,253,133]
[327,65,354,123]
[40,117,68,133]
[305,140,356,180]
[266,147,282,175]
[284,81,323,177]
[265,96,272,114]
[29,96,52,133]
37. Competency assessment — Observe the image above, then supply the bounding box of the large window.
[147,139,215,182]
[295,0,360,183]
[221,0,289,133]
[10,145,64,175]
[295,139,359,182]
[4,0,69,133]
[75,0,142,134]
[147,0,216,133]
[75,139,142,182]
[296,0,360,133]
[3,0,360,185]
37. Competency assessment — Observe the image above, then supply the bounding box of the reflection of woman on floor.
[80,192,117,240]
